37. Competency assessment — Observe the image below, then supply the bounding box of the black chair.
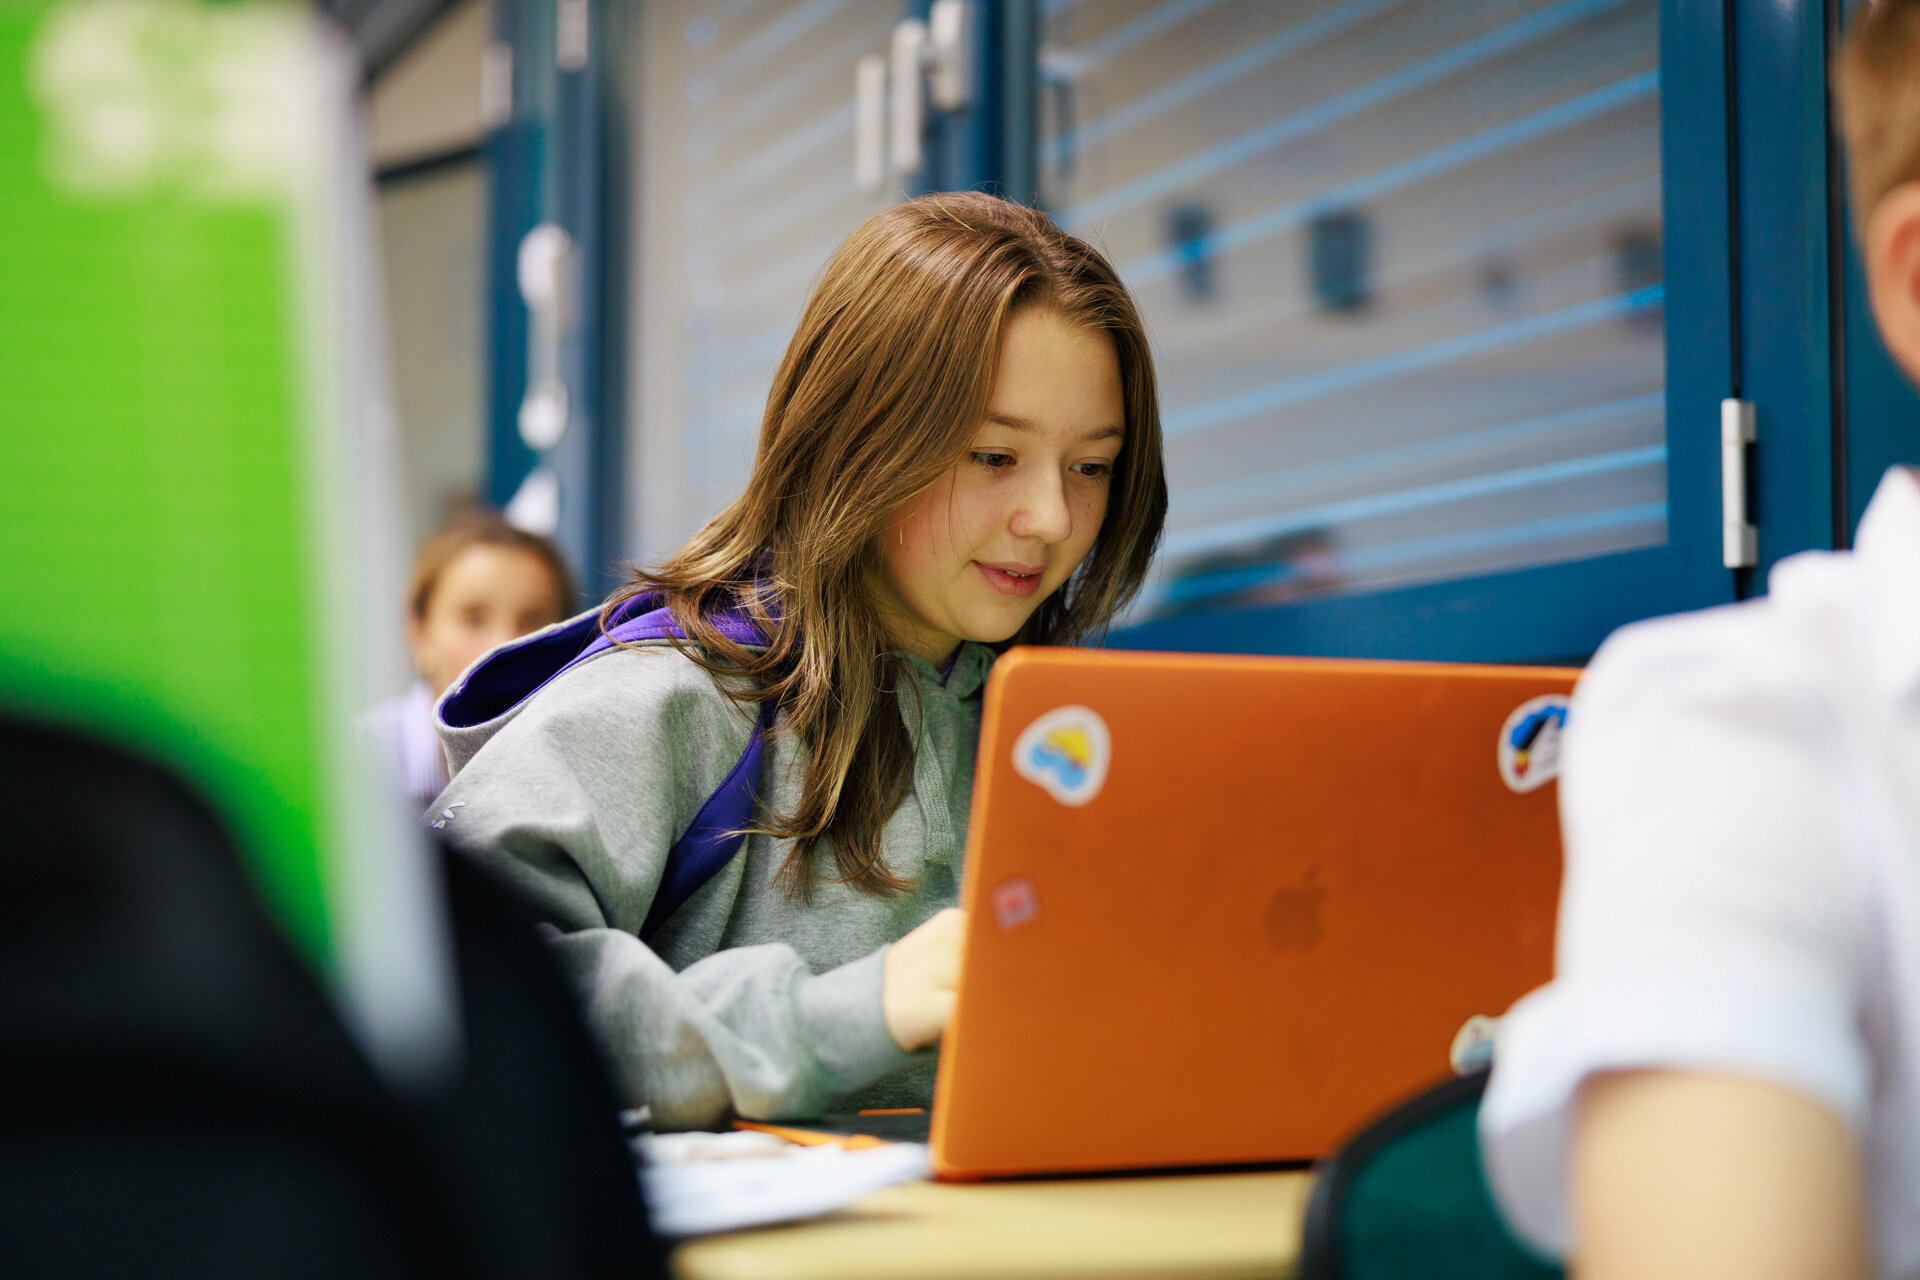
[0,712,664,1279]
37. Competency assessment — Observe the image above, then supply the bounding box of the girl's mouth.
[975,562,1043,598]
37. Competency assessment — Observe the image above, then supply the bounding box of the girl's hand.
[881,907,966,1051]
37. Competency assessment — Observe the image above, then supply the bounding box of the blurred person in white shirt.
[1480,5,1920,1278]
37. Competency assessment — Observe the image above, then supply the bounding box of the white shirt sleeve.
[1478,603,1875,1257]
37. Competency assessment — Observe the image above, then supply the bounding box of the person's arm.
[437,652,929,1129]
[1479,606,1878,1261]
[542,919,934,1129]
[1573,1068,1869,1280]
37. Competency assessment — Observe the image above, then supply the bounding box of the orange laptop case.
[929,646,1577,1179]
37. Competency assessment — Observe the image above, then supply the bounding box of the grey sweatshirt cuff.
[793,945,914,1096]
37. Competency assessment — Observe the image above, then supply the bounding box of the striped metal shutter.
[1040,0,1665,618]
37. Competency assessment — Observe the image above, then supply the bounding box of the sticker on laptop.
[990,877,1039,931]
[1012,705,1110,807]
[1449,1014,1502,1076]
[1498,695,1569,793]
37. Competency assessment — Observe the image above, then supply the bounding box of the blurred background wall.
[368,0,491,552]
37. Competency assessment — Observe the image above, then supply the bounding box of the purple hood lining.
[438,589,772,732]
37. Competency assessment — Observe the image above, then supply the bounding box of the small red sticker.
[991,877,1039,931]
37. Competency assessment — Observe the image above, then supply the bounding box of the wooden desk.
[673,1169,1311,1280]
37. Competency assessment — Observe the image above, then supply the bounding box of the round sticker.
[1498,695,1569,793]
[1012,705,1110,807]
[990,877,1039,931]
[1449,1014,1501,1076]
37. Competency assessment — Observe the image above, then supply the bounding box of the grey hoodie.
[432,635,993,1131]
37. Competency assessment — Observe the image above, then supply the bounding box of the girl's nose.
[1009,470,1074,544]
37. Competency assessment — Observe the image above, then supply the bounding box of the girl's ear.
[1864,180,1920,387]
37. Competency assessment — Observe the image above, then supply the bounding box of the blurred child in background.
[364,512,576,812]
[1480,5,1920,1277]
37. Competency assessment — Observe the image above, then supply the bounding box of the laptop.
[921,645,1577,1179]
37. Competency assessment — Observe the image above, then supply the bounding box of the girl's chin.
[953,601,1047,645]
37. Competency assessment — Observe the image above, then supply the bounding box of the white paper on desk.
[639,1138,931,1237]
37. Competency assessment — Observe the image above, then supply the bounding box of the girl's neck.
[877,606,961,669]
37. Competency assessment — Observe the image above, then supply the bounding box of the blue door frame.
[486,0,628,601]
[483,0,540,522]
[1731,0,1841,580]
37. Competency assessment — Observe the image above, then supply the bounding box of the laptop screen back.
[931,646,1576,1178]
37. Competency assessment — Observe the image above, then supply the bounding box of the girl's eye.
[1072,461,1114,480]
[971,451,1015,470]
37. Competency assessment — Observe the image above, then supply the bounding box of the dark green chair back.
[1299,1068,1563,1280]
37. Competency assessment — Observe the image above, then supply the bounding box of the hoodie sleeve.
[431,648,914,1130]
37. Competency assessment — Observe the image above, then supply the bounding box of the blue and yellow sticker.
[1012,705,1111,807]
[1498,695,1569,793]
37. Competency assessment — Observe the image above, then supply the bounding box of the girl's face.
[875,307,1125,664]
[408,543,567,698]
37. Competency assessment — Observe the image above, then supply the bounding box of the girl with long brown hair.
[432,192,1166,1129]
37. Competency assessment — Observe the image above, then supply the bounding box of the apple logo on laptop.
[1265,870,1325,953]
[1012,705,1110,807]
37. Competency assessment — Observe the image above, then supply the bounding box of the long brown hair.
[607,191,1167,896]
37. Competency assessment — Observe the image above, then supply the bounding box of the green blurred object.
[0,0,335,957]
[0,5,457,1084]
[1299,1069,1564,1280]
